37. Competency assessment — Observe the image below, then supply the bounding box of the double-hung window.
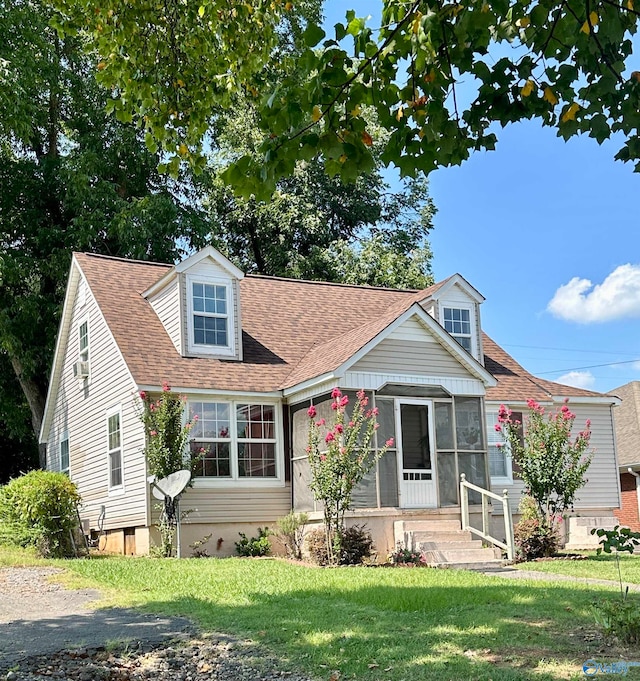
[186,274,235,356]
[79,320,89,362]
[442,307,473,353]
[486,409,522,482]
[60,434,69,475]
[189,401,279,482]
[107,407,123,489]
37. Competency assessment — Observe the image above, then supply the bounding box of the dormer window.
[443,307,472,353]
[192,282,228,347]
[186,274,236,357]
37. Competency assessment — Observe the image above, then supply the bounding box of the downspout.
[627,468,640,526]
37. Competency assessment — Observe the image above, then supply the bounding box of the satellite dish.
[150,470,191,501]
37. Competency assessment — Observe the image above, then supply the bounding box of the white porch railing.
[460,473,515,561]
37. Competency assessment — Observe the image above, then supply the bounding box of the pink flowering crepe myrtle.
[306,388,394,565]
[495,397,593,533]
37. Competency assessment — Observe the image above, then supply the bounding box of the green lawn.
[16,554,633,681]
[515,553,640,585]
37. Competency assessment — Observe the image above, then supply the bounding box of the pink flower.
[162,381,171,392]
[371,406,379,416]
[496,442,503,448]
[305,446,311,453]
[139,391,147,400]
[316,418,326,427]
[331,402,338,410]
[331,387,342,398]
[149,403,156,412]
[385,438,394,447]
[307,405,317,418]
[325,432,335,443]
[193,414,199,421]
[561,404,569,413]
[494,423,502,432]
[320,454,326,462]
[335,423,344,434]
[348,421,355,428]
[150,430,157,436]
[340,447,346,455]
[586,419,591,429]
[339,395,349,407]
[373,422,380,430]
[360,396,369,407]
[356,389,366,400]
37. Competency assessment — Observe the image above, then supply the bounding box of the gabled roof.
[68,252,614,404]
[611,382,640,468]
[424,273,485,304]
[283,299,496,391]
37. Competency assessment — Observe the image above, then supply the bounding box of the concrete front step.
[410,530,474,544]
[417,539,485,550]
[431,560,507,571]
[422,547,500,563]
[395,519,463,534]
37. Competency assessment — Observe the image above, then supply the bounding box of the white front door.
[396,399,437,508]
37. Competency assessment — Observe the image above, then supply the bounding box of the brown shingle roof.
[483,333,606,402]
[611,382,640,467]
[75,252,612,401]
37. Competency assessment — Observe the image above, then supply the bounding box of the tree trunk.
[9,354,47,468]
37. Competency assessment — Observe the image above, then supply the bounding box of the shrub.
[514,517,558,561]
[306,524,374,566]
[593,599,640,645]
[341,524,374,565]
[235,527,271,557]
[389,542,428,566]
[305,527,330,565]
[275,511,308,560]
[0,470,81,557]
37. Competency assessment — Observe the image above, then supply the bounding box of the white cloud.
[547,264,640,323]
[555,370,596,390]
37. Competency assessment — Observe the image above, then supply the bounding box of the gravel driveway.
[0,566,313,681]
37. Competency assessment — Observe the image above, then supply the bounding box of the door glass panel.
[434,402,454,450]
[400,404,431,470]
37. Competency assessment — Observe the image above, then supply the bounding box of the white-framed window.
[107,406,123,490]
[486,409,522,484]
[79,320,89,362]
[186,274,235,356]
[442,306,473,353]
[60,432,69,475]
[189,400,280,484]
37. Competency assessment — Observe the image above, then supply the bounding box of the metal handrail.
[460,473,515,561]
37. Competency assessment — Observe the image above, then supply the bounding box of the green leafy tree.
[54,0,640,195]
[0,0,209,471]
[203,103,435,286]
[497,399,593,538]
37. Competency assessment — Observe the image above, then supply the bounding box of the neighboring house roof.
[72,252,612,402]
[611,382,640,468]
[483,334,607,402]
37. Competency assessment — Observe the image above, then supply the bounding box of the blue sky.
[324,1,640,395]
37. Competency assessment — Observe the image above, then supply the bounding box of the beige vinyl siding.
[352,337,474,379]
[153,484,292,524]
[148,276,182,354]
[48,282,147,532]
[489,402,620,512]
